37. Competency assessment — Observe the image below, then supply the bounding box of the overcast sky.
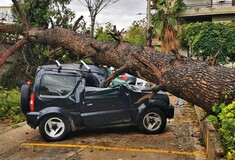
[0,0,147,30]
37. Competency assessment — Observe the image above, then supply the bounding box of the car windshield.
[39,74,77,96]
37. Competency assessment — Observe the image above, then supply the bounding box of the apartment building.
[180,0,235,22]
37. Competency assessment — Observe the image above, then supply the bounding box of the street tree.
[78,0,119,37]
[0,0,234,114]
[13,0,75,28]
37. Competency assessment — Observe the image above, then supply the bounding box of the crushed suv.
[20,61,174,141]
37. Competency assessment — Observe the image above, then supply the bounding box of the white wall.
[0,6,14,23]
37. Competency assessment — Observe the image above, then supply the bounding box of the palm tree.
[152,0,185,53]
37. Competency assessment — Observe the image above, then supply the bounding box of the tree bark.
[27,27,235,112]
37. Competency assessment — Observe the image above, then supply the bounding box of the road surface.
[0,95,207,160]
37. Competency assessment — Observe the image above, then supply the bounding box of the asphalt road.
[0,95,207,160]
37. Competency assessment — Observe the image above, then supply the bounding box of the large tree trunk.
[27,27,235,112]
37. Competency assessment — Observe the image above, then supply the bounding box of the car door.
[36,73,79,112]
[80,86,132,127]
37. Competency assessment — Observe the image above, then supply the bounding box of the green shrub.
[209,102,235,160]
[178,22,235,63]
[0,86,25,123]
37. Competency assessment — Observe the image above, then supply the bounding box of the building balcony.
[180,1,235,18]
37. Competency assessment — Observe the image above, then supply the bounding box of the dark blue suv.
[20,61,174,141]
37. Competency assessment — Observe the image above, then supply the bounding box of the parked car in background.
[20,61,174,141]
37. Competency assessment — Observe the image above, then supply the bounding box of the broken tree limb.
[50,46,62,55]
[73,15,84,31]
[109,25,125,43]
[209,51,219,66]
[135,84,166,105]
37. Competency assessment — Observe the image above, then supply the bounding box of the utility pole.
[147,0,151,29]
[146,0,153,47]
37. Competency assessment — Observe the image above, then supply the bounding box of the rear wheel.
[39,114,71,141]
[138,108,166,134]
[20,85,31,115]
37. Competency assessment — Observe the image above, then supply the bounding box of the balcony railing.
[185,1,234,9]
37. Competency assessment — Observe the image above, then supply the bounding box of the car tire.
[20,85,31,115]
[39,114,71,141]
[138,108,166,134]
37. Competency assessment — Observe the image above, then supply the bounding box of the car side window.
[39,74,76,96]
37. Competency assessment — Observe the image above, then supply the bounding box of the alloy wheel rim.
[44,117,65,138]
[143,112,161,131]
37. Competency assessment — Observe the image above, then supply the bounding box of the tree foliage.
[95,22,115,42]
[124,19,147,46]
[2,0,78,87]
[179,22,235,63]
[13,0,75,28]
[209,102,235,159]
[151,0,185,52]
[0,86,24,123]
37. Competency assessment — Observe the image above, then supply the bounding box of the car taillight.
[122,75,127,81]
[30,93,35,111]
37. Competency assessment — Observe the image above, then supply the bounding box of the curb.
[194,106,226,160]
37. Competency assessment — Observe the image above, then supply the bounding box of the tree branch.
[146,26,153,47]
[209,51,219,66]
[22,49,34,79]
[109,25,125,43]
[171,49,182,61]
[0,38,28,66]
[73,15,84,31]
[50,46,62,55]
[103,62,133,87]
[12,0,30,31]
[135,84,166,105]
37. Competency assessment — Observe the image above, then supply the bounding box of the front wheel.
[138,108,166,134]
[39,114,71,141]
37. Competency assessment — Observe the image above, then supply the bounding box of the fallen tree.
[0,0,234,113]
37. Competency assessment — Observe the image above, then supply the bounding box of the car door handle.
[86,103,93,106]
